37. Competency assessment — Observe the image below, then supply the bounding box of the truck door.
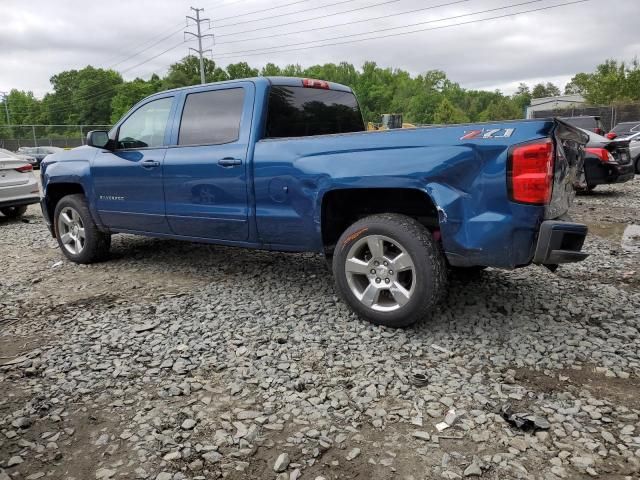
[92,95,175,233]
[163,82,254,240]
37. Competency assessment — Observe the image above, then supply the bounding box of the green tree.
[433,98,469,124]
[511,83,532,113]
[531,82,561,98]
[478,98,521,121]
[163,56,228,89]
[110,75,163,123]
[567,59,640,104]
[226,62,259,80]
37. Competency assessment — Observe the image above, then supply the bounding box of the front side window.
[179,88,245,146]
[117,97,173,149]
[265,86,365,138]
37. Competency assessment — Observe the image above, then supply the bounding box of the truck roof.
[155,76,354,97]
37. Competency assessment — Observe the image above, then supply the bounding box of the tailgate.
[547,119,589,219]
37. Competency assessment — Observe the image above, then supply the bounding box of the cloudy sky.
[1,0,638,97]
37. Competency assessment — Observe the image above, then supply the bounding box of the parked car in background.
[606,121,640,140]
[0,148,38,168]
[0,150,39,219]
[40,77,590,327]
[576,128,634,192]
[561,116,605,135]
[624,131,640,173]
[17,146,64,168]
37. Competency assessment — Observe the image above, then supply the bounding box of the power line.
[214,0,357,29]
[107,26,186,69]
[213,0,320,23]
[211,0,588,59]
[215,0,405,39]
[215,0,473,44]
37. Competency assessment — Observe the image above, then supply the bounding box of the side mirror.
[86,130,111,149]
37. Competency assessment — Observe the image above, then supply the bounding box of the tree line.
[1,57,639,136]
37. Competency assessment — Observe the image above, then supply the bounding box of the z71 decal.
[461,128,515,140]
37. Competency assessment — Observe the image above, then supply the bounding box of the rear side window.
[179,88,245,146]
[265,86,365,138]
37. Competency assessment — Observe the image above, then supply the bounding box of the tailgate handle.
[218,157,242,167]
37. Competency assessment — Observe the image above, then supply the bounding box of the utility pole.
[0,91,10,126]
[185,7,214,84]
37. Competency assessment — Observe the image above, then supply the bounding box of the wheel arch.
[320,187,443,257]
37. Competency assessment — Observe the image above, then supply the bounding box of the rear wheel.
[1,205,28,218]
[333,213,447,328]
[54,194,111,264]
[635,156,640,174]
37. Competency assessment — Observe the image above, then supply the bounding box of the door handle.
[218,157,242,167]
[141,159,160,169]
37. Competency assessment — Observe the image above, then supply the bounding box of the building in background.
[525,94,586,119]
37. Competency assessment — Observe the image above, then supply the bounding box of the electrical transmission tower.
[185,7,214,84]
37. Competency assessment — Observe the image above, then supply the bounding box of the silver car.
[0,150,39,218]
[0,147,37,168]
[624,131,640,173]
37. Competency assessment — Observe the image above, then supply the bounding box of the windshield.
[265,86,365,138]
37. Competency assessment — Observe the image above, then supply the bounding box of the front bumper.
[533,221,588,265]
[40,198,55,236]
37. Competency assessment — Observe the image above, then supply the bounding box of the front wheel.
[1,205,28,218]
[333,214,447,328]
[54,194,111,264]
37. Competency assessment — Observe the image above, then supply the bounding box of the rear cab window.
[265,85,365,138]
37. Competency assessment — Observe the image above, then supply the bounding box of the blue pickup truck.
[41,77,589,327]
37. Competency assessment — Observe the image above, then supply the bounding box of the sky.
[1,0,639,98]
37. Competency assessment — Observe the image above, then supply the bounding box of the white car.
[0,150,40,218]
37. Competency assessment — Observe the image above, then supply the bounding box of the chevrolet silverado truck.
[40,77,589,328]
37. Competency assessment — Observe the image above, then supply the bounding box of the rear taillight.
[586,147,614,163]
[302,78,330,89]
[508,139,554,205]
[15,164,33,172]
[606,132,617,140]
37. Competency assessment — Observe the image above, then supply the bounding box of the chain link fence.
[0,125,111,151]
[530,104,640,131]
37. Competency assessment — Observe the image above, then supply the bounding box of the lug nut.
[389,270,394,275]
[370,269,376,274]
[385,278,390,284]
[383,261,388,266]
[374,261,380,266]
[375,278,381,284]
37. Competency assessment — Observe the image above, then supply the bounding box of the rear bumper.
[586,160,635,186]
[533,221,588,265]
[0,195,40,209]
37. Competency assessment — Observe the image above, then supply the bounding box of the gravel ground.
[1,179,640,480]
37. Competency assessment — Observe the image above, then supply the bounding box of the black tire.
[54,194,111,264]
[332,213,447,328]
[635,156,640,175]
[1,205,28,218]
